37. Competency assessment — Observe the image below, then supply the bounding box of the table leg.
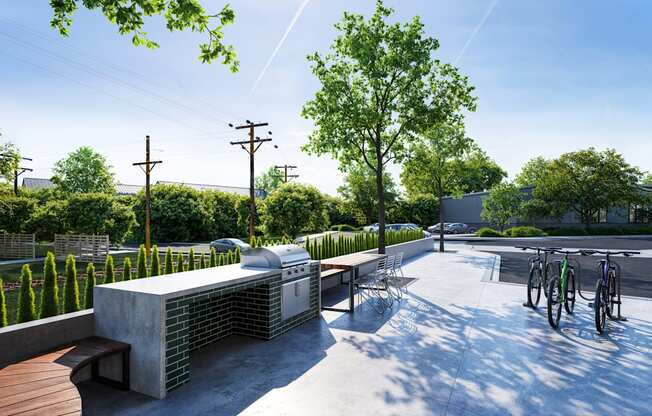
[349,267,357,313]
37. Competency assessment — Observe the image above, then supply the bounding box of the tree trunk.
[376,148,386,254]
[438,192,444,252]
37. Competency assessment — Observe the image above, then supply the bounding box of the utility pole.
[0,153,32,196]
[274,164,298,183]
[133,135,162,256]
[229,121,272,240]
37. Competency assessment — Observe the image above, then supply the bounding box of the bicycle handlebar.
[549,249,584,255]
[516,246,562,252]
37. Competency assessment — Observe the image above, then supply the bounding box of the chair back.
[385,255,395,271]
[375,257,387,273]
[394,252,404,269]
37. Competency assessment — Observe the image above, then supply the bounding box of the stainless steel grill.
[240,244,316,321]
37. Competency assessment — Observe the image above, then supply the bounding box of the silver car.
[209,238,251,253]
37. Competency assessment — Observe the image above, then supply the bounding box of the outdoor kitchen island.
[93,245,320,399]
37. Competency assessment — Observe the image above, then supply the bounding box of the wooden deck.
[0,337,129,416]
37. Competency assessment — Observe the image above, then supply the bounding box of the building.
[441,185,652,229]
[21,178,265,198]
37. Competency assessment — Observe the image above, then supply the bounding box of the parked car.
[427,223,476,234]
[427,223,451,233]
[362,223,379,232]
[209,238,251,253]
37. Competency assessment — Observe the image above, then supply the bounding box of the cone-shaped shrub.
[137,245,148,278]
[188,249,196,271]
[218,252,225,266]
[84,263,96,309]
[175,252,185,273]
[199,253,206,269]
[63,254,80,313]
[39,252,59,319]
[235,247,241,263]
[17,264,36,324]
[164,248,174,275]
[104,255,115,284]
[150,245,161,277]
[209,247,217,267]
[123,257,132,281]
[227,251,235,265]
[0,278,7,327]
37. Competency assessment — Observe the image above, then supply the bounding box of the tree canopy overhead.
[302,0,476,252]
[49,0,238,70]
[52,146,115,194]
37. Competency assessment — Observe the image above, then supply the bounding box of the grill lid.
[240,244,310,269]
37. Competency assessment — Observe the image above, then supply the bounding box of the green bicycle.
[547,250,579,329]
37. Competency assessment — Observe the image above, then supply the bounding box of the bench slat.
[320,268,346,279]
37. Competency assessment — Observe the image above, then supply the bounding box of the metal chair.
[385,255,403,300]
[392,252,408,294]
[355,257,392,313]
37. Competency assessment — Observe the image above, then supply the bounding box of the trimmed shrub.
[209,248,217,267]
[0,278,7,327]
[546,227,589,236]
[16,264,36,323]
[504,226,546,237]
[587,227,625,236]
[188,249,196,271]
[137,245,148,278]
[218,253,225,266]
[164,248,174,275]
[476,227,506,237]
[123,257,132,281]
[63,254,81,313]
[199,253,206,269]
[84,263,96,309]
[150,245,161,277]
[104,255,115,284]
[175,252,185,273]
[39,252,60,319]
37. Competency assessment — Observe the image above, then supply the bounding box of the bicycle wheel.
[594,280,607,334]
[606,270,617,320]
[543,261,556,299]
[565,269,576,314]
[527,266,542,307]
[547,276,562,329]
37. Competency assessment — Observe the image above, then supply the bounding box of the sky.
[1,1,651,195]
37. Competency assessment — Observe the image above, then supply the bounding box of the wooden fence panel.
[54,234,109,263]
[0,233,35,259]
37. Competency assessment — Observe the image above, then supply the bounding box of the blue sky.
[1,1,651,195]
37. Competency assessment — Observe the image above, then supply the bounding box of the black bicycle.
[518,246,560,308]
[581,250,639,334]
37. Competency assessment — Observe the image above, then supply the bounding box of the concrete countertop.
[94,264,280,299]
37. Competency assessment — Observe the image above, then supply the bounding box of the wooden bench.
[320,267,347,280]
[0,336,130,416]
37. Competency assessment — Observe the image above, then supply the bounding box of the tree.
[175,252,185,273]
[39,252,60,318]
[401,124,473,251]
[199,253,206,269]
[301,1,476,253]
[0,197,36,234]
[104,255,116,284]
[84,263,96,309]
[515,156,551,188]
[137,245,148,278]
[52,147,115,194]
[387,194,439,226]
[255,166,285,195]
[209,247,217,267]
[337,164,397,225]
[150,245,161,277]
[0,141,21,183]
[49,0,238,69]
[642,173,652,185]
[457,148,506,193]
[123,257,132,281]
[261,183,329,238]
[187,248,196,271]
[533,148,643,228]
[481,182,523,231]
[164,248,174,275]
[323,195,360,227]
[16,264,36,323]
[65,193,136,244]
[0,278,8,327]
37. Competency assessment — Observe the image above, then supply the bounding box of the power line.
[133,135,163,255]
[274,164,298,183]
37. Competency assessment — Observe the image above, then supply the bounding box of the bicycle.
[581,250,639,334]
[547,250,581,329]
[517,246,560,308]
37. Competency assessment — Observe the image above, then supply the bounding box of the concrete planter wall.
[0,309,94,367]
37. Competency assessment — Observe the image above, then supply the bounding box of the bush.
[587,227,625,236]
[188,248,196,271]
[39,252,60,318]
[104,255,115,284]
[199,253,206,269]
[261,183,329,238]
[0,196,36,233]
[63,255,81,313]
[84,263,96,309]
[0,278,7,327]
[123,257,132,281]
[16,264,36,323]
[164,248,174,274]
[546,227,588,236]
[387,194,439,227]
[209,248,217,267]
[476,227,506,237]
[150,245,161,277]
[504,226,546,237]
[66,193,136,244]
[137,245,148,278]
[26,200,68,241]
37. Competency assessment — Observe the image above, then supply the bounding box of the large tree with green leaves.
[481,182,523,231]
[302,0,476,253]
[337,164,397,225]
[0,140,21,183]
[49,0,238,69]
[515,156,551,188]
[533,148,643,228]
[401,123,473,251]
[261,183,328,238]
[52,147,115,194]
[457,148,506,193]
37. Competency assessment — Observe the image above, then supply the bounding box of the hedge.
[504,226,546,237]
[304,229,423,261]
[476,227,506,237]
